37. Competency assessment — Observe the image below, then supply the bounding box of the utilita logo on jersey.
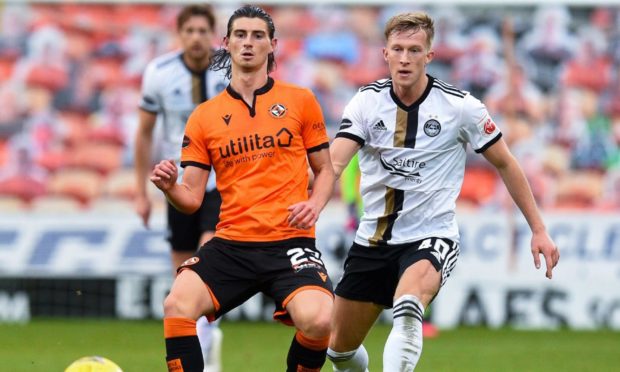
[379,155,426,184]
[219,128,293,167]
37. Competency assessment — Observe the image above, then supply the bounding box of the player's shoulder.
[273,79,315,99]
[146,50,183,73]
[430,76,468,100]
[194,88,228,113]
[358,78,392,94]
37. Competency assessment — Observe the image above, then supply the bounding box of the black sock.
[165,335,203,372]
[286,332,328,372]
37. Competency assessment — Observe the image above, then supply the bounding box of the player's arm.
[288,148,335,230]
[331,137,361,180]
[482,137,560,278]
[151,162,209,215]
[134,109,157,227]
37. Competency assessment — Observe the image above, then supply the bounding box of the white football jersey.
[139,50,228,190]
[336,76,502,246]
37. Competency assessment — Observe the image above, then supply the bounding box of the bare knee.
[299,309,331,339]
[163,291,190,318]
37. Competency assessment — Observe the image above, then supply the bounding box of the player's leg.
[286,289,334,372]
[163,269,216,372]
[197,190,222,372]
[328,242,393,371]
[196,317,222,372]
[383,260,439,372]
[168,201,213,371]
[267,240,334,372]
[383,237,459,371]
[167,201,202,274]
[164,238,256,372]
[327,296,383,372]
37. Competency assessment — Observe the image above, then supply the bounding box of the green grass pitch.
[1,319,618,371]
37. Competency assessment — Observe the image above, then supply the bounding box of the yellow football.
[65,356,123,372]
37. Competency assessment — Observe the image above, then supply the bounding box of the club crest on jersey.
[423,119,441,137]
[181,257,199,266]
[269,103,287,118]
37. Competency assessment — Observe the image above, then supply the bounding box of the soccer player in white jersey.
[327,12,560,371]
[134,5,227,372]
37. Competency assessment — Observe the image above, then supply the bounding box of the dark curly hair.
[210,5,276,79]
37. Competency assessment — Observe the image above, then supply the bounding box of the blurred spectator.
[485,63,545,126]
[0,83,27,140]
[0,135,48,202]
[425,6,467,82]
[452,27,503,99]
[562,26,612,93]
[518,5,575,93]
[11,25,69,92]
[569,89,616,171]
[0,4,31,59]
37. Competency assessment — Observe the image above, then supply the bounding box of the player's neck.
[230,70,270,104]
[392,74,428,106]
[182,53,211,73]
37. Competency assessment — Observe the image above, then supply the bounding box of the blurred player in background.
[133,5,227,372]
[327,11,560,371]
[151,5,335,372]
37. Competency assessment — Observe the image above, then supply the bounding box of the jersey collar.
[226,77,274,117]
[389,74,434,112]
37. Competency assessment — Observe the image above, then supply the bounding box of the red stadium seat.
[47,169,103,205]
[458,167,498,205]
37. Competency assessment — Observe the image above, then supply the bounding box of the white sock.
[327,345,369,372]
[196,316,222,372]
[383,295,424,372]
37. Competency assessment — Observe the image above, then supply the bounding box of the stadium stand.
[0,3,619,212]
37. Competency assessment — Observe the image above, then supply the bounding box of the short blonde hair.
[384,12,435,48]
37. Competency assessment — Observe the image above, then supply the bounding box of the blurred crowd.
[0,3,619,212]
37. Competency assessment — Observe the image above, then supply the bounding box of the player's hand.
[150,159,178,192]
[531,230,560,279]
[287,201,319,230]
[135,194,151,228]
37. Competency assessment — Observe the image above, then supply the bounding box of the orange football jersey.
[181,78,329,242]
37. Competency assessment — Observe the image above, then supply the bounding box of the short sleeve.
[180,107,212,170]
[335,91,367,147]
[459,94,502,153]
[300,90,330,152]
[139,61,161,113]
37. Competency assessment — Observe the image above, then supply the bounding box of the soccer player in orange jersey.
[151,6,335,372]
[134,6,227,371]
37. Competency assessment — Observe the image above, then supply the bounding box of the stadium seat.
[46,169,103,205]
[29,194,83,213]
[553,171,604,209]
[102,168,137,200]
[89,196,135,214]
[64,143,123,175]
[458,167,498,205]
[0,174,47,202]
[0,195,27,212]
